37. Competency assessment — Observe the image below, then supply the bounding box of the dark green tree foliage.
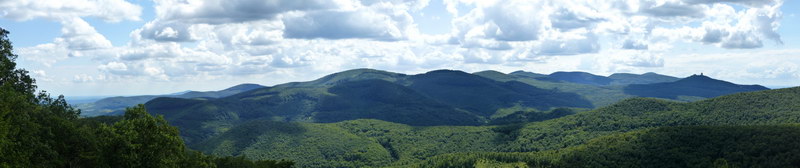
[489,108,576,125]
[318,79,483,126]
[196,86,800,167]
[0,28,291,168]
[214,156,294,168]
[558,125,800,168]
[103,104,187,167]
[406,70,593,115]
[0,28,35,96]
[0,27,92,167]
[412,125,800,168]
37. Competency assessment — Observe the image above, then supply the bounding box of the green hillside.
[413,124,800,168]
[406,70,592,116]
[624,74,769,99]
[192,87,800,167]
[145,69,595,144]
[476,70,632,107]
[476,70,764,107]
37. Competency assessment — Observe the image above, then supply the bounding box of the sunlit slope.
[194,87,800,167]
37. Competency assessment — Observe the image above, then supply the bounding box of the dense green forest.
[412,124,800,167]
[144,67,766,146]
[0,28,292,168]
[194,86,800,167]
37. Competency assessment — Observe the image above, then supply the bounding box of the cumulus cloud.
[56,17,113,50]
[450,0,546,45]
[622,39,649,50]
[153,0,338,24]
[94,0,785,82]
[640,0,707,19]
[138,0,424,42]
[0,0,141,22]
[5,0,792,90]
[282,9,411,41]
[721,31,763,49]
[685,0,778,7]
[538,34,600,56]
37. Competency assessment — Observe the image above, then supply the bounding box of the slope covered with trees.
[192,86,800,167]
[624,74,769,100]
[144,69,594,144]
[412,124,800,168]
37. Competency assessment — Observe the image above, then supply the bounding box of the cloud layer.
[2,0,794,95]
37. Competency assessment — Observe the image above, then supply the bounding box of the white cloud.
[640,0,707,19]
[622,39,649,50]
[6,0,795,95]
[152,0,339,24]
[721,30,763,49]
[56,17,112,50]
[73,74,95,83]
[0,0,141,22]
[685,0,779,7]
[282,8,412,41]
[17,43,69,67]
[538,33,600,56]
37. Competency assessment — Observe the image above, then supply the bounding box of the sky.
[0,0,799,96]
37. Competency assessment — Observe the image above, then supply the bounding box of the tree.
[0,27,89,167]
[105,104,187,168]
[0,28,36,99]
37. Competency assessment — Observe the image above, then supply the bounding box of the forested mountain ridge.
[76,83,265,116]
[624,74,769,99]
[145,69,593,144]
[474,70,759,106]
[193,86,800,167]
[501,70,681,86]
[145,68,770,146]
[412,124,800,168]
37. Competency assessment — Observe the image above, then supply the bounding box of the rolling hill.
[190,86,800,167]
[76,83,265,116]
[145,69,770,146]
[413,124,800,168]
[145,69,593,144]
[608,72,680,85]
[504,71,680,86]
[624,74,769,100]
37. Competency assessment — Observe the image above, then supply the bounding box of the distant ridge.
[624,74,769,99]
[76,83,266,116]
[506,70,680,86]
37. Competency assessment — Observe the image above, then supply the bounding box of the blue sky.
[1,0,799,96]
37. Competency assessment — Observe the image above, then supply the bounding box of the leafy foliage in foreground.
[412,125,800,168]
[0,28,291,168]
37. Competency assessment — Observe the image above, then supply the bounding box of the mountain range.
[135,69,766,144]
[192,86,800,167]
[76,83,264,116]
[74,68,786,167]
